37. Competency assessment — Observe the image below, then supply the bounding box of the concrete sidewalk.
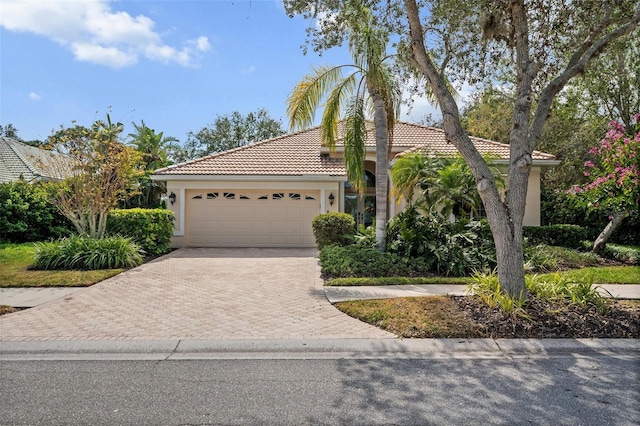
[1,284,639,308]
[324,284,640,303]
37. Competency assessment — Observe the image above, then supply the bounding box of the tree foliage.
[45,116,144,239]
[182,109,285,160]
[126,121,179,208]
[286,0,640,297]
[391,152,504,220]
[569,115,640,252]
[577,31,640,135]
[288,4,401,250]
[0,180,71,243]
[0,123,21,140]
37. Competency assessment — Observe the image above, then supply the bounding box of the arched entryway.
[344,163,376,228]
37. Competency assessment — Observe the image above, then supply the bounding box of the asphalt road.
[2,353,638,425]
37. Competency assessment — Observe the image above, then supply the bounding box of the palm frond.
[287,65,346,131]
[321,73,357,149]
[343,99,367,194]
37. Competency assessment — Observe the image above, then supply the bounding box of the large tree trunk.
[371,91,389,251]
[404,0,528,298]
[403,0,639,297]
[593,211,627,254]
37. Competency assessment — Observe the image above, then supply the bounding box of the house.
[152,121,559,248]
[0,137,65,183]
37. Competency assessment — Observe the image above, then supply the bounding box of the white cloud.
[72,42,138,68]
[194,36,211,52]
[0,0,210,68]
[28,92,42,100]
[241,65,256,75]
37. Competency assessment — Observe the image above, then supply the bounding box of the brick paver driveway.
[0,248,393,341]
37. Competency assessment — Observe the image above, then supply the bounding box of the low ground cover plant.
[601,244,640,265]
[33,236,144,270]
[0,243,123,287]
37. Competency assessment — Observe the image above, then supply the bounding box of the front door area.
[344,195,376,228]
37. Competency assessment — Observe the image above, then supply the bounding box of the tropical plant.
[44,115,144,239]
[286,0,639,297]
[287,4,401,251]
[33,236,144,270]
[392,152,504,221]
[390,151,444,204]
[127,121,180,208]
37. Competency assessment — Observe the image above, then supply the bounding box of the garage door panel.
[186,189,320,247]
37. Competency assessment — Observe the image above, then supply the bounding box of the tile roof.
[155,126,347,176]
[154,121,557,177]
[0,137,66,183]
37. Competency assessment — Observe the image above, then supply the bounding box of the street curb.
[1,338,638,360]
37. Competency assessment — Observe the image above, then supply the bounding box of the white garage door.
[186,190,320,247]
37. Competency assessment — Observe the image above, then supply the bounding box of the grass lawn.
[0,243,123,287]
[326,266,640,287]
[537,266,640,284]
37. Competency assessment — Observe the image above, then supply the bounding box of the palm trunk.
[371,92,389,251]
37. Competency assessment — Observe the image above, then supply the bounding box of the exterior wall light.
[169,192,176,205]
[328,192,335,206]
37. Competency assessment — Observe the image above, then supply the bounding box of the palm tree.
[390,151,445,205]
[128,121,179,170]
[127,121,180,208]
[287,6,400,250]
[391,153,505,221]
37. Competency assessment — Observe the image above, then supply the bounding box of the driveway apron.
[0,248,393,341]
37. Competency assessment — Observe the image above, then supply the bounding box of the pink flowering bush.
[568,114,639,217]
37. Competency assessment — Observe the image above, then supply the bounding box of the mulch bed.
[455,296,640,338]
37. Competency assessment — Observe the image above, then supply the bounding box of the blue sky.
[1,0,441,144]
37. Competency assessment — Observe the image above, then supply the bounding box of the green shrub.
[311,212,355,249]
[469,272,609,315]
[602,244,640,265]
[106,208,174,256]
[523,224,588,249]
[541,189,640,245]
[524,244,601,272]
[318,245,432,278]
[468,271,527,316]
[33,236,144,270]
[386,207,496,276]
[0,181,71,243]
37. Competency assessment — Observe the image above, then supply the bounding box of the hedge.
[311,212,355,249]
[0,180,71,243]
[106,208,174,256]
[523,224,588,249]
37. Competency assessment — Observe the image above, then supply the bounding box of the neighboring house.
[0,137,66,183]
[152,121,559,248]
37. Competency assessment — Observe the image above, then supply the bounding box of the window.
[305,195,316,200]
[224,192,235,199]
[258,195,268,200]
[240,194,250,200]
[207,192,218,199]
[272,193,284,200]
[289,193,301,200]
[192,194,202,199]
